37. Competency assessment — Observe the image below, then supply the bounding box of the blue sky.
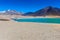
[0,0,60,13]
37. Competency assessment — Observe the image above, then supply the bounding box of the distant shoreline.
[0,15,60,19]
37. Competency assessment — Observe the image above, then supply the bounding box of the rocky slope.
[23,6,60,16]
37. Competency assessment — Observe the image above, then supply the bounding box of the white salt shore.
[0,21,60,40]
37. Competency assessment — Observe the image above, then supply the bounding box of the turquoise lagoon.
[13,18,60,24]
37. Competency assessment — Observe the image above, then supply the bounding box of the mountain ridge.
[0,6,60,16]
[0,9,22,15]
[23,6,60,16]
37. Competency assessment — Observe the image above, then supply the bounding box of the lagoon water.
[13,18,60,24]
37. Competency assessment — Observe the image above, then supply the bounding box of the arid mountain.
[23,6,60,16]
[0,9,21,15]
[0,6,60,16]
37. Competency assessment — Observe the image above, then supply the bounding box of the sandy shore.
[0,21,60,40]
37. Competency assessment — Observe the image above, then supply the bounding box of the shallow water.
[13,18,60,24]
